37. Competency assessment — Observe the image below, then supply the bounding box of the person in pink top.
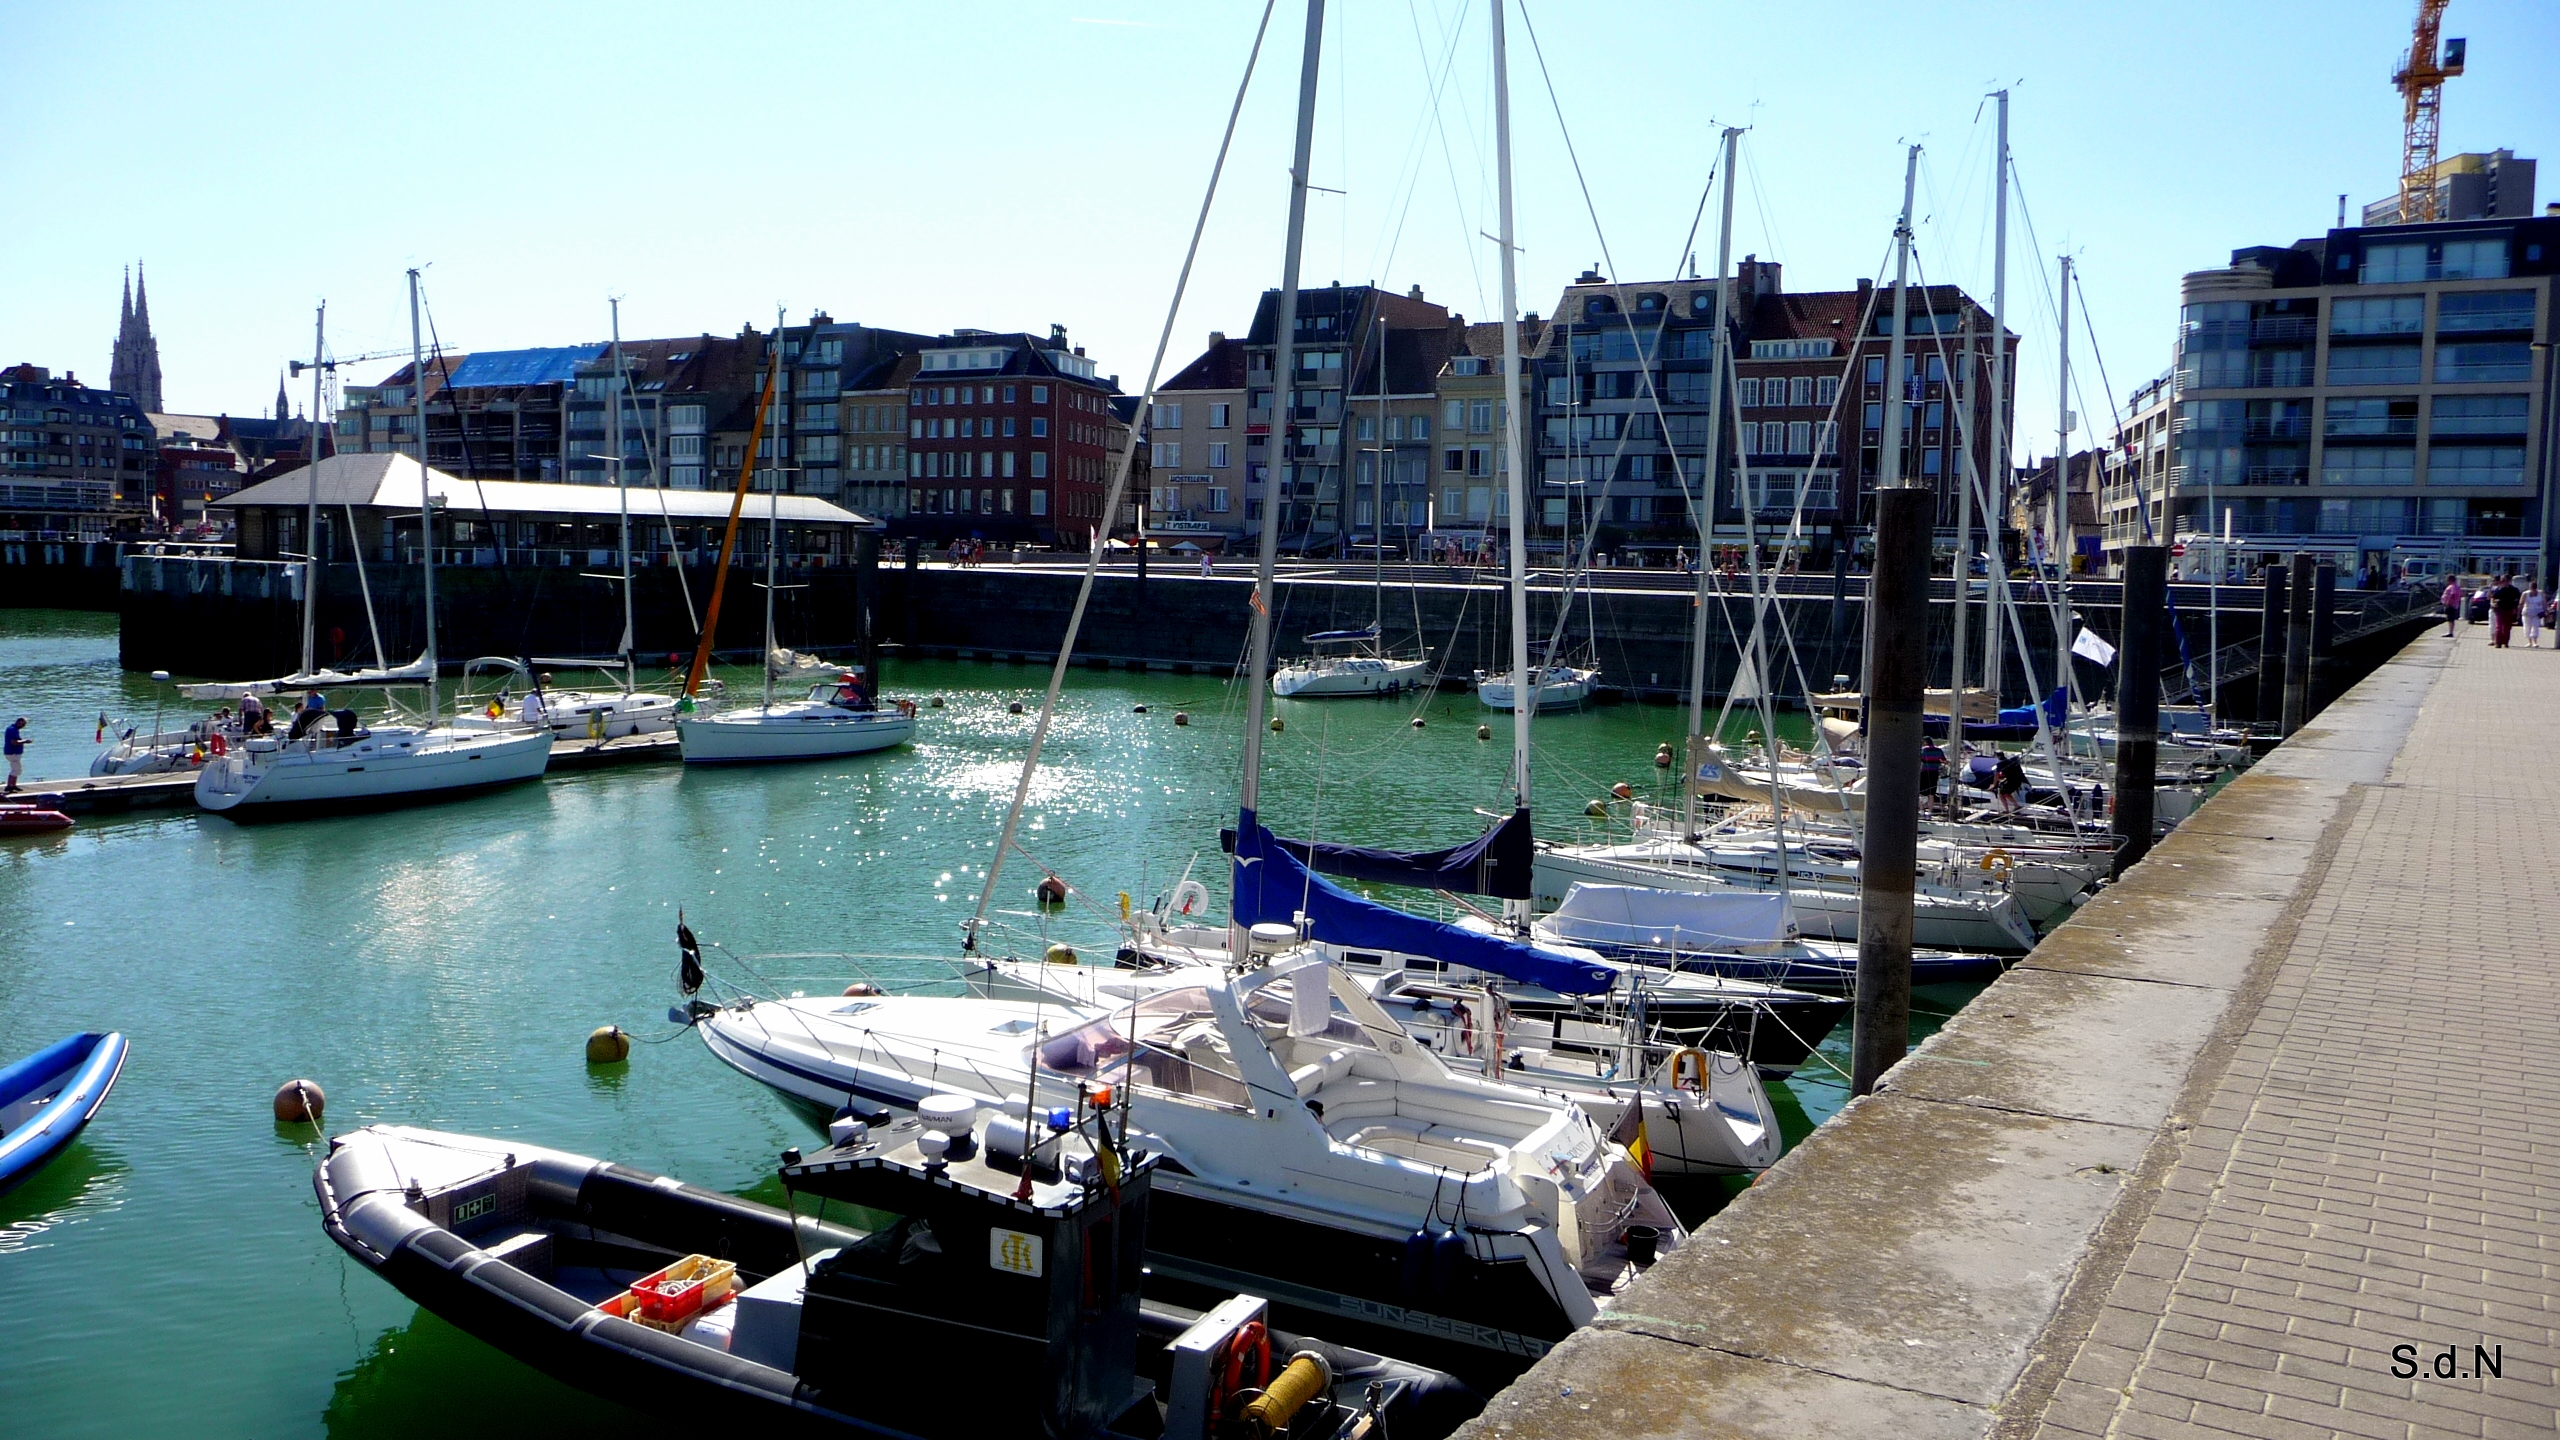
[2443,577,2464,638]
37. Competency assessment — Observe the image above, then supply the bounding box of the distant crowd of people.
[2442,573,2547,650]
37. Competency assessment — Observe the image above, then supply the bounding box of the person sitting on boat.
[833,671,873,711]
[288,691,328,741]
[519,687,548,729]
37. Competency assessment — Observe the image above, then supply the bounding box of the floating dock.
[33,730,682,815]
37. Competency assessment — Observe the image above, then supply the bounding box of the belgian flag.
[1608,1093,1652,1180]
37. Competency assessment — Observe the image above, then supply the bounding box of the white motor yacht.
[691,935,1683,1379]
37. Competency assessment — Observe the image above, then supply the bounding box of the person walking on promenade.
[2444,576,2464,638]
[2492,574,2522,648]
[2527,581,2548,650]
[2,716,23,793]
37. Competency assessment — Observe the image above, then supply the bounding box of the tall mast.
[765,307,787,712]
[1682,127,1740,839]
[1372,311,1386,636]
[1985,91,2009,702]
[1866,145,1918,717]
[299,303,326,677]
[1492,0,1533,898]
[408,269,438,717]
[1948,299,1976,765]
[1234,0,1324,839]
[610,298,636,691]
[2055,254,2073,588]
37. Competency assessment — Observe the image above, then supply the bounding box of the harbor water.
[0,609,1977,1437]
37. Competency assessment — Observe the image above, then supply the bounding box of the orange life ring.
[1668,1047,1710,1094]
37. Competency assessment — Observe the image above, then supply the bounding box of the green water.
[0,610,1969,1436]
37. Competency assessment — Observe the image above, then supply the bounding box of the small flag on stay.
[2071,627,2118,667]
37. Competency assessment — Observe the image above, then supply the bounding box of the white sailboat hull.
[452,688,683,740]
[1272,656,1431,698]
[1533,844,2041,952]
[676,702,914,764]
[1475,667,1599,711]
[192,725,552,815]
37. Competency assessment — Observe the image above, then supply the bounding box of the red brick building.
[905,327,1121,547]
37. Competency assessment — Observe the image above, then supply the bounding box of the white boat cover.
[766,646,834,681]
[1541,883,1800,950]
[179,656,437,700]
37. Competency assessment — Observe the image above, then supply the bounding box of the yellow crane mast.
[2393,0,2467,224]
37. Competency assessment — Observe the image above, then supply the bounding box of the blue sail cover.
[1303,625,1380,643]
[1230,810,1617,995]
[1221,807,1535,899]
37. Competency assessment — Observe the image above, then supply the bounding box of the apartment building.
[2101,372,2176,573]
[0,364,154,535]
[842,353,916,522]
[904,326,1120,548]
[1438,319,1533,543]
[2173,207,2559,578]
[1150,333,1247,545]
[1242,283,1455,554]
[336,346,591,481]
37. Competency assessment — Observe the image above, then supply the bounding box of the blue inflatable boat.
[0,1032,129,1196]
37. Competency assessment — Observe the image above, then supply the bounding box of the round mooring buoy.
[1586,799,1609,817]
[585,1025,631,1065]
[1045,942,1078,966]
[1133,703,1149,714]
[1173,712,1190,726]
[273,1079,325,1124]
[1411,717,1425,729]
[1008,700,1025,715]
[1477,725,1492,741]
[1612,782,1634,800]
[1036,875,1069,906]
[843,981,884,997]
[930,696,945,708]
[1270,717,1285,733]
[1654,743,1675,768]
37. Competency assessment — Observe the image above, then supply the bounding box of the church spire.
[276,371,289,423]
[109,260,164,414]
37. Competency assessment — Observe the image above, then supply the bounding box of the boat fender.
[1979,847,2014,878]
[1244,1352,1334,1436]
[274,1078,325,1124]
[1399,1229,1432,1295]
[586,1026,631,1065]
[1428,1229,1467,1296]
[209,732,226,757]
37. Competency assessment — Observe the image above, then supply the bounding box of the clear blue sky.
[2,1,2551,462]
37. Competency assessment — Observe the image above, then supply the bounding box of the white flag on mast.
[2071,627,2118,667]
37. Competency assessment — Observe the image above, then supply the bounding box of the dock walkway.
[1458,628,2557,1439]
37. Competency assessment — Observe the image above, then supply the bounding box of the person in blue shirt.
[3,716,25,793]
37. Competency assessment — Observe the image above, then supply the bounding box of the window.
[2325,396,2419,437]
[1208,486,1230,512]
[1923,402,1944,431]
[1737,422,1759,454]
[1207,402,1230,429]
[1863,402,1884,432]
[1469,400,1493,433]
[910,453,924,477]
[1410,414,1429,439]
[2330,295,2424,335]
[1789,376,1814,407]
[1814,420,1838,456]
[998,416,1014,437]
[2434,343,2531,384]
[1737,378,1763,407]
[1031,417,1049,437]
[1153,401,1183,428]
[1787,421,1812,454]
[1208,442,1230,468]
[2320,446,2414,485]
[1002,385,1018,403]
[1444,447,1465,473]
[1547,375,1572,405]
[669,435,703,458]
[2430,394,2529,435]
[1031,452,1049,478]
[2437,291,2536,333]
[1444,400,1465,431]
[1864,356,1885,384]
[1663,370,1710,405]
[1032,385,1049,404]
[2431,445,2527,485]
[1467,447,1490,477]
[803,435,839,462]
[2328,346,2422,386]
[1030,488,1049,516]
[1002,451,1017,478]
[2360,243,2429,284]
[2440,238,2510,280]
[670,404,707,431]
[1152,443,1181,468]
[1817,375,1840,407]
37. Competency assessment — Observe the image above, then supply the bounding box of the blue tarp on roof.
[444,345,607,390]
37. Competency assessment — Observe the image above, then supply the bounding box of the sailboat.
[450,302,686,741]
[191,279,553,816]
[1471,555,1599,710]
[675,310,915,765]
[1272,316,1432,698]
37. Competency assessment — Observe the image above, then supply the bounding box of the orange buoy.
[273,1079,326,1124]
[843,981,884,997]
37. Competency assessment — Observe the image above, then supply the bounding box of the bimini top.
[216,453,872,527]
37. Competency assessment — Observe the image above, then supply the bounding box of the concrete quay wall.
[1451,633,2442,1439]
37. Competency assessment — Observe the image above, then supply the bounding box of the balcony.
[2244,466,2309,486]
[2243,418,2309,441]
[2250,317,2315,343]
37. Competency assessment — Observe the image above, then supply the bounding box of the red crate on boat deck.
[612,1255,738,1328]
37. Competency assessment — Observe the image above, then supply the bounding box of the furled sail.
[1220,806,1534,900]
[179,657,437,701]
[1229,809,1615,995]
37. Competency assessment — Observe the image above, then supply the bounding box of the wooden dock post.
[2282,552,2316,736]
[2112,545,2165,875]
[1853,486,1933,1098]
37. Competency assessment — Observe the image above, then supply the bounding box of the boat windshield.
[1032,986,1252,1109]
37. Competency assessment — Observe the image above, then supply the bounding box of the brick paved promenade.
[2028,632,2560,1437]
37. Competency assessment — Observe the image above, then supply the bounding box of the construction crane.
[2392,0,2467,223]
